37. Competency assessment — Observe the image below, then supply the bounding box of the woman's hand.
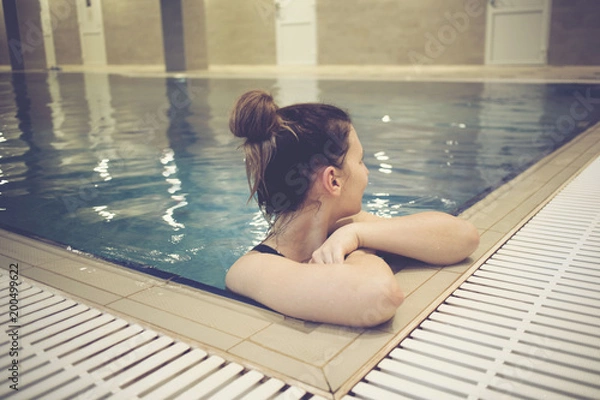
[310,224,361,264]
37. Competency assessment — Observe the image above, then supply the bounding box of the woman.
[226,90,479,327]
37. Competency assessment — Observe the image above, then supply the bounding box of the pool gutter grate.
[0,277,326,399]
[345,156,600,400]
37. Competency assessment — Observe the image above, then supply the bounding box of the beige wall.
[0,1,9,65]
[13,0,47,69]
[317,0,486,65]
[182,0,208,69]
[102,0,165,65]
[205,0,275,65]
[3,0,599,69]
[548,0,600,66]
[49,0,81,65]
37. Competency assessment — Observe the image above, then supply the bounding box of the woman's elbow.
[462,220,480,259]
[356,277,404,327]
[431,220,479,266]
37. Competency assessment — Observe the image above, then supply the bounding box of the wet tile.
[458,202,483,221]
[570,130,600,150]
[0,230,67,266]
[384,270,462,334]
[396,268,440,296]
[583,141,600,157]
[527,164,569,184]
[0,254,34,271]
[323,328,396,392]
[440,257,477,275]
[228,340,330,392]
[128,286,273,339]
[466,200,512,231]
[464,187,525,231]
[572,150,600,168]
[488,206,535,234]
[462,209,497,232]
[108,298,242,351]
[162,281,285,324]
[249,321,363,366]
[548,148,584,168]
[37,255,163,297]
[507,167,579,214]
[443,230,506,274]
[19,267,121,306]
[479,179,548,228]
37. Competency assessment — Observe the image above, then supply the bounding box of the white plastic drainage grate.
[346,156,600,400]
[0,277,326,400]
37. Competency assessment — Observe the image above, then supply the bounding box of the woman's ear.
[320,166,342,196]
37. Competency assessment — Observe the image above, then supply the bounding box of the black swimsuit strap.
[252,243,285,257]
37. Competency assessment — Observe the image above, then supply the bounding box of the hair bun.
[230,90,280,142]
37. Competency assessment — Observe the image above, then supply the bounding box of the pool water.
[0,72,598,292]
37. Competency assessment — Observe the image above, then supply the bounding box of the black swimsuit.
[252,244,285,257]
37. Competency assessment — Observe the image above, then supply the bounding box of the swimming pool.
[0,72,598,294]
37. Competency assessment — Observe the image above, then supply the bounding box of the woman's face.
[339,127,369,215]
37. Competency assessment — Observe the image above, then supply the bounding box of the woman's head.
[230,90,357,221]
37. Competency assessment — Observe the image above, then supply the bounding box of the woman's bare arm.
[314,211,480,265]
[225,249,403,327]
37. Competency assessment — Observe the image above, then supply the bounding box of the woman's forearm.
[353,212,479,265]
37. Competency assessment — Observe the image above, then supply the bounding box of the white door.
[485,0,552,65]
[275,0,317,65]
[39,0,57,68]
[76,0,107,65]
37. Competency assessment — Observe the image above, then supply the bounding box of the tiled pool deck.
[1,65,599,398]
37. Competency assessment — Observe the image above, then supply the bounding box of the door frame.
[484,0,553,65]
[76,0,107,65]
[274,0,317,66]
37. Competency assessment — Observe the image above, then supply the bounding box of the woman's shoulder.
[225,250,294,293]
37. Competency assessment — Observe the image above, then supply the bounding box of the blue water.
[0,72,598,293]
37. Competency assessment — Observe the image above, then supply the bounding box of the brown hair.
[230,90,352,222]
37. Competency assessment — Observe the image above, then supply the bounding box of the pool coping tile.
[227,340,331,394]
[107,297,243,351]
[35,254,165,298]
[323,328,397,392]
[247,321,364,367]
[0,254,34,272]
[159,280,285,324]
[17,266,122,306]
[0,229,69,266]
[127,285,273,339]
[394,267,441,296]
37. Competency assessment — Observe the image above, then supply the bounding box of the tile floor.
[1,65,599,398]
